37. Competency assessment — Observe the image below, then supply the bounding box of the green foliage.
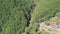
[30,0,60,34]
[0,0,35,34]
[0,0,60,34]
[31,0,60,23]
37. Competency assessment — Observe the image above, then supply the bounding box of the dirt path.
[39,22,60,34]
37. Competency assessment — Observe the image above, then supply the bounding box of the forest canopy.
[0,0,60,34]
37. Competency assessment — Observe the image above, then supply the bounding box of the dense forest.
[0,0,60,34]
